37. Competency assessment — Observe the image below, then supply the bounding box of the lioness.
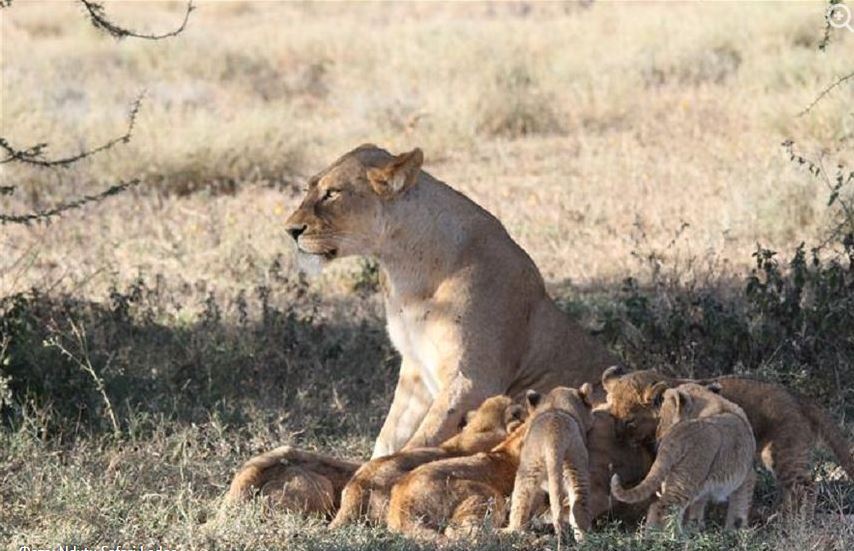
[386,422,529,539]
[506,385,594,543]
[602,366,854,514]
[284,145,615,458]
[219,446,360,519]
[611,383,756,532]
[330,395,525,528]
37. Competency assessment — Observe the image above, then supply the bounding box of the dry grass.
[1,1,853,550]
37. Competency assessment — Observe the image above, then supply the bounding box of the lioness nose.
[286,223,307,241]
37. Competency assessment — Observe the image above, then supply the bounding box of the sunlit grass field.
[1,1,853,549]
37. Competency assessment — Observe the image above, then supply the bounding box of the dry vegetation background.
[1,1,853,550]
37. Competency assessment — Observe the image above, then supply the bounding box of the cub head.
[525,384,595,431]
[450,395,526,452]
[602,366,673,446]
[656,382,726,438]
[284,144,424,270]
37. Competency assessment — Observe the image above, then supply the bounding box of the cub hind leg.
[505,458,544,532]
[725,470,756,530]
[562,453,592,542]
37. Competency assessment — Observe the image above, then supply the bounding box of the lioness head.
[601,366,673,446]
[284,144,423,269]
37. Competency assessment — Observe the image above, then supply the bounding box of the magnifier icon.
[828,3,854,32]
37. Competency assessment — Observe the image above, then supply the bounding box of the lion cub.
[602,366,854,515]
[330,395,525,528]
[611,383,756,532]
[505,385,594,543]
[219,446,360,520]
[386,421,529,539]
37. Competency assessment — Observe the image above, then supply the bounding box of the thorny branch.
[782,140,854,250]
[797,71,854,117]
[80,0,194,40]
[0,92,145,167]
[0,180,140,225]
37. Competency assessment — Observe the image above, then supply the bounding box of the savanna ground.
[1,1,853,549]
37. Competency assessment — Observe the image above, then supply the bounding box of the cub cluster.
[218,368,853,541]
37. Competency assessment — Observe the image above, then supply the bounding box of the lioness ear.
[367,148,423,198]
[578,383,593,408]
[601,365,626,392]
[524,389,542,413]
[706,382,723,394]
[646,381,669,409]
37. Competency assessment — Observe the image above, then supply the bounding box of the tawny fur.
[219,446,360,520]
[386,422,529,539]
[586,410,655,524]
[611,383,757,533]
[505,386,594,544]
[602,367,854,515]
[284,145,616,459]
[329,395,524,528]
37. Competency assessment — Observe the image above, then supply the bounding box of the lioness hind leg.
[725,470,756,530]
[761,427,817,519]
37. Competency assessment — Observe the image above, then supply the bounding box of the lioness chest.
[385,297,461,397]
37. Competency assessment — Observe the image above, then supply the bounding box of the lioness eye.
[322,189,341,201]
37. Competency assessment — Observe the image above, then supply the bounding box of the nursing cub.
[386,421,529,539]
[330,395,524,528]
[611,383,756,532]
[505,385,594,543]
[220,446,361,519]
[603,366,854,514]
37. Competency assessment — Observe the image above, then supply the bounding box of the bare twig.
[0,179,140,225]
[0,92,144,167]
[80,0,194,40]
[797,71,854,117]
[45,319,121,436]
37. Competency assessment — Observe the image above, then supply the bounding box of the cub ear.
[601,365,626,391]
[646,381,670,409]
[524,389,542,413]
[578,383,594,408]
[459,409,476,430]
[367,148,423,198]
[705,382,723,394]
[508,404,525,423]
[675,389,691,413]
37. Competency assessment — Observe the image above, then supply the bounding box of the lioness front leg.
[372,358,431,458]
[403,373,501,450]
